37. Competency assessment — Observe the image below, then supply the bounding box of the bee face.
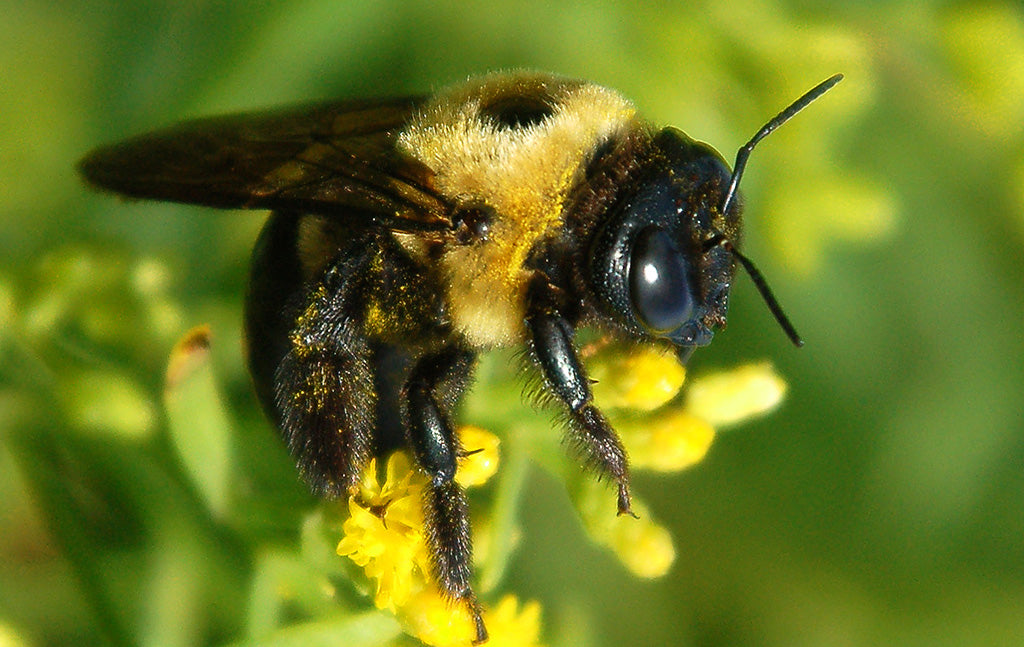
[588,127,738,351]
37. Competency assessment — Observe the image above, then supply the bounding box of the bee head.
[589,74,843,361]
[589,128,738,358]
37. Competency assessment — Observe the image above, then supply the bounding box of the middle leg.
[401,346,487,643]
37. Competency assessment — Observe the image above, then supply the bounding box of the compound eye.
[629,227,694,334]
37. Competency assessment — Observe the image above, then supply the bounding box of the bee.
[80,70,841,643]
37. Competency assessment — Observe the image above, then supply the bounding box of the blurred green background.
[3,1,1024,646]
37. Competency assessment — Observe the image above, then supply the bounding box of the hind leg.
[271,258,379,498]
[245,215,382,498]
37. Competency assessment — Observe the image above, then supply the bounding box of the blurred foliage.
[3,1,1024,646]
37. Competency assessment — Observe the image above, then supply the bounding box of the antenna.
[720,74,844,218]
[717,74,843,347]
[722,239,804,347]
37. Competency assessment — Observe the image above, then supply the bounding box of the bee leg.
[526,276,633,517]
[402,347,487,644]
[270,254,377,499]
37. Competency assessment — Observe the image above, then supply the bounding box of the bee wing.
[79,97,452,232]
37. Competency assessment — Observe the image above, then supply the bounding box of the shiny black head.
[589,128,737,357]
[589,74,843,361]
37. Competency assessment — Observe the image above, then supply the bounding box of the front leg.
[402,346,487,644]
[525,273,634,517]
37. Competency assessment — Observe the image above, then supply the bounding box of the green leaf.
[226,610,401,647]
[163,325,233,518]
[478,443,528,593]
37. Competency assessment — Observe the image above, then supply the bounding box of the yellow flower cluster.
[578,342,788,578]
[337,343,788,643]
[336,451,430,611]
[337,426,543,647]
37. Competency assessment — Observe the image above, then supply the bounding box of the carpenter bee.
[80,71,841,643]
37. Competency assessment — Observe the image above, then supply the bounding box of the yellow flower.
[479,595,544,647]
[685,362,787,427]
[605,359,789,471]
[573,478,676,579]
[400,590,544,647]
[456,425,501,488]
[397,588,478,647]
[337,433,505,640]
[617,409,715,472]
[336,452,431,611]
[588,343,686,411]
